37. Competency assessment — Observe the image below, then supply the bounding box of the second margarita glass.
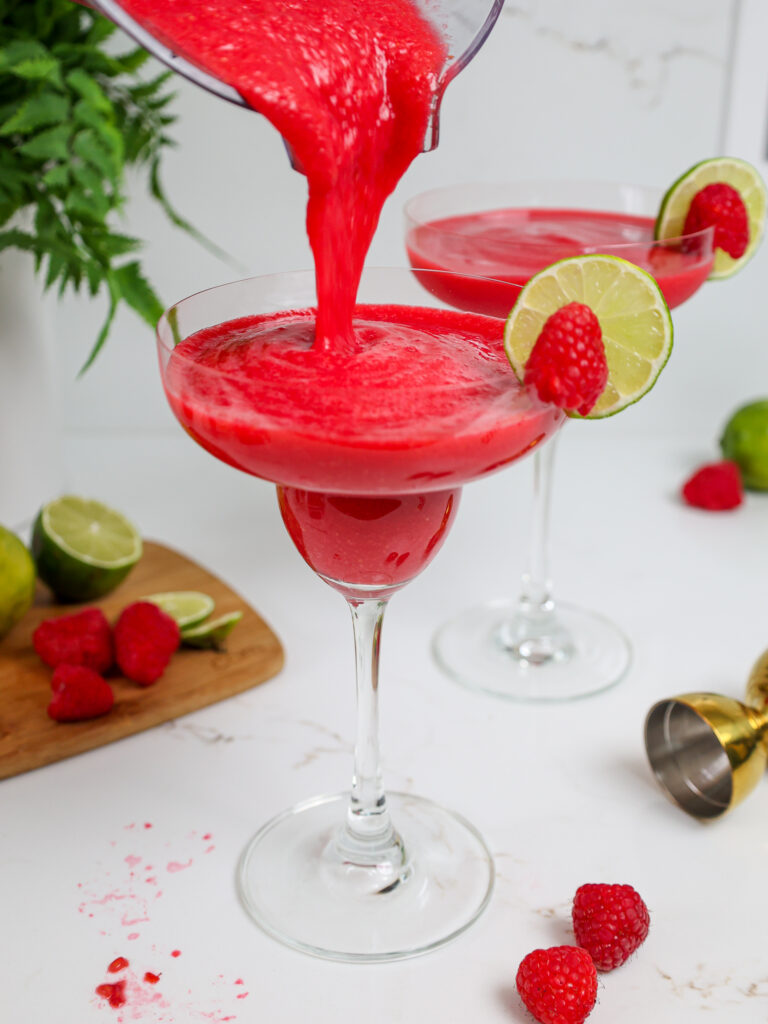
[405,180,715,701]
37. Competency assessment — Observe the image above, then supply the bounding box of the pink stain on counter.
[80,826,248,1021]
[167,859,193,873]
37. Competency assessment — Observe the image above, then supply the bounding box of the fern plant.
[0,0,206,370]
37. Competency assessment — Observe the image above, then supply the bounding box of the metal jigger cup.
[644,649,768,819]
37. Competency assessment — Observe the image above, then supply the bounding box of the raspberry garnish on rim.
[523,301,608,416]
[655,157,767,279]
[683,183,748,259]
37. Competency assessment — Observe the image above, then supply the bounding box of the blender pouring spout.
[78,0,505,166]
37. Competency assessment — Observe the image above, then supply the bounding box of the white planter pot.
[0,242,62,530]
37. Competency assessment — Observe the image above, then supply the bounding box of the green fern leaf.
[65,67,112,114]
[114,260,165,327]
[41,164,70,190]
[79,273,120,375]
[18,123,71,161]
[0,90,69,136]
[72,128,121,182]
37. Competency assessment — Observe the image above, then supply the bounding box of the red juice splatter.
[171,950,181,958]
[108,957,129,973]
[166,856,192,872]
[96,980,127,1008]
[144,971,161,984]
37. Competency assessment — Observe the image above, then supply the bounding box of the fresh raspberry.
[524,302,608,416]
[47,664,114,722]
[516,945,597,1024]
[114,601,180,685]
[683,182,749,259]
[572,883,650,972]
[33,607,114,673]
[681,460,743,511]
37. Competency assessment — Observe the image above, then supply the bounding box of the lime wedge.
[504,254,673,419]
[655,157,767,279]
[142,590,215,629]
[181,611,243,650]
[32,495,142,602]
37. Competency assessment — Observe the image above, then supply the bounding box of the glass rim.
[155,265,525,360]
[403,179,716,248]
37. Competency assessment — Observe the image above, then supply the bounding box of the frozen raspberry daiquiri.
[117,0,552,961]
[165,299,559,593]
[406,202,715,316]
[404,180,715,703]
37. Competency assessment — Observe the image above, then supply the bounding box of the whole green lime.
[720,400,768,490]
[0,525,36,639]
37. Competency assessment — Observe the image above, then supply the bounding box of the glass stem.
[340,596,398,857]
[518,435,558,617]
[497,433,575,664]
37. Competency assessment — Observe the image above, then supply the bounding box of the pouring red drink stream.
[123,0,561,592]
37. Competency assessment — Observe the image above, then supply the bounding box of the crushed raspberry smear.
[82,829,245,1020]
[96,980,127,1008]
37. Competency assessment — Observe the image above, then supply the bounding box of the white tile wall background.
[49,0,767,445]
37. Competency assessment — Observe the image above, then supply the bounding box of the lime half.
[181,611,243,650]
[142,590,215,629]
[655,157,767,279]
[504,254,673,418]
[32,495,142,602]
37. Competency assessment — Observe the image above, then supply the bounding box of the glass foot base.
[432,598,632,702]
[237,791,494,962]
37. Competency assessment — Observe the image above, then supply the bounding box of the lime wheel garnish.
[655,157,766,279]
[504,254,673,419]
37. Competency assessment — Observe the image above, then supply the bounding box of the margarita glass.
[405,181,715,701]
[157,266,563,962]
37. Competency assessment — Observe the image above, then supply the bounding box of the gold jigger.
[644,649,768,819]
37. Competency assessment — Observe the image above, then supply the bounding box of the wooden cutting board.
[0,540,284,780]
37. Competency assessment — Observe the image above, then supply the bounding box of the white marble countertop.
[3,426,768,1023]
